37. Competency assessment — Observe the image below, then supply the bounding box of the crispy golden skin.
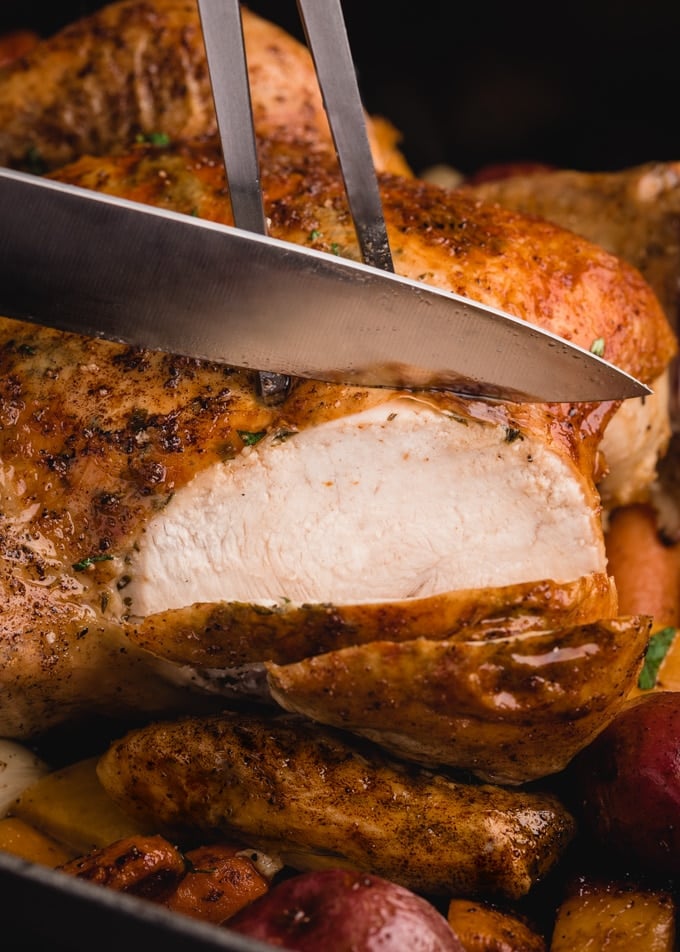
[0,0,409,175]
[128,574,618,668]
[97,711,577,900]
[267,617,652,785]
[460,162,680,330]
[461,161,680,509]
[54,136,676,387]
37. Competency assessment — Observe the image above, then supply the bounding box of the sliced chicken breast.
[126,396,605,616]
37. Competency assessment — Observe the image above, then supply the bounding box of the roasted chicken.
[460,161,680,510]
[0,133,672,784]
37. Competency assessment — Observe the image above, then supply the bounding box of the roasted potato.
[228,868,464,951]
[568,691,680,876]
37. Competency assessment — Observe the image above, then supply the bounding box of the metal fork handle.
[197,0,289,400]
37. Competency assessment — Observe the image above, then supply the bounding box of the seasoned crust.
[0,0,409,175]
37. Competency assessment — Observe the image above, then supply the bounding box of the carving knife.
[0,167,649,403]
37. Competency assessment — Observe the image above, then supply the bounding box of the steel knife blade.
[0,168,649,402]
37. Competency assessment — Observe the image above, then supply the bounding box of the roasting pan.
[0,848,288,952]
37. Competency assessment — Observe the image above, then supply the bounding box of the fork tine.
[199,0,393,273]
[196,0,267,235]
[197,0,290,401]
[296,0,394,273]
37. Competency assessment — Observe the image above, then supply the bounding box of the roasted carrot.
[164,843,270,924]
[605,503,680,631]
[59,834,187,900]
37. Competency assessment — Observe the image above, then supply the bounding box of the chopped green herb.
[309,229,322,241]
[330,243,341,255]
[590,337,606,357]
[638,626,677,690]
[238,430,266,446]
[72,554,114,572]
[135,132,171,147]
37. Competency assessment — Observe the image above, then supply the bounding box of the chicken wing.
[97,710,577,900]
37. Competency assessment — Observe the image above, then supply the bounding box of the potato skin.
[228,869,464,951]
[569,691,680,876]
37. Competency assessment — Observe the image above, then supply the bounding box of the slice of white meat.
[126,397,605,616]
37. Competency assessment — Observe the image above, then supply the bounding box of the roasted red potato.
[229,868,464,951]
[568,691,680,877]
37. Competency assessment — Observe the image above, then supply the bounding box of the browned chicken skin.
[53,136,675,384]
[97,711,577,900]
[267,618,651,784]
[461,162,680,508]
[0,0,408,176]
[460,162,680,330]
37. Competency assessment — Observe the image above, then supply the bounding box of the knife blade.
[0,167,649,402]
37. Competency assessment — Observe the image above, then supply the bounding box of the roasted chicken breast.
[0,0,409,176]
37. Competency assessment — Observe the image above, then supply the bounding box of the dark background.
[1,1,678,177]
